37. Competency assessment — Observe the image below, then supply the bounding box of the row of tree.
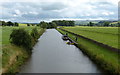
[52,20,75,26]
[39,21,57,29]
[1,21,19,26]
[27,23,37,26]
[83,21,120,27]
[38,20,75,29]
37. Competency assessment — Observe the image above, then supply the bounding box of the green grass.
[19,23,27,26]
[110,22,118,25]
[0,26,2,42]
[2,26,41,45]
[2,45,29,73]
[57,28,120,74]
[0,26,2,72]
[63,26,119,49]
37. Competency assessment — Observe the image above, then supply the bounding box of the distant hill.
[18,22,39,24]
[75,20,118,25]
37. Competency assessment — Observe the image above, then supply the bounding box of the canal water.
[20,29,102,73]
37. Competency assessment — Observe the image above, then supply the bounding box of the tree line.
[1,21,19,26]
[38,21,57,29]
[52,20,75,26]
[80,21,120,27]
[38,20,75,29]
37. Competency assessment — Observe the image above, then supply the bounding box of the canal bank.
[20,29,102,73]
[2,28,45,74]
[57,28,119,75]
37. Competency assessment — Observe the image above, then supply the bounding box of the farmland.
[18,23,27,26]
[2,26,40,45]
[63,26,119,49]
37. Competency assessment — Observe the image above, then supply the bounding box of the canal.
[20,29,102,73]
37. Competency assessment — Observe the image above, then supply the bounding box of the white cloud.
[15,9,21,15]
[102,11,115,16]
[29,11,38,15]
[0,0,119,22]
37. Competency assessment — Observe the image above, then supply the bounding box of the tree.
[52,22,57,28]
[27,23,30,26]
[40,21,47,29]
[52,20,75,26]
[2,21,6,26]
[118,22,120,27]
[31,28,39,42]
[103,21,110,27]
[14,22,19,26]
[69,21,75,26]
[88,22,94,26]
[7,21,14,26]
[10,28,32,50]
[31,24,35,26]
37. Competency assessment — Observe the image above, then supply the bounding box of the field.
[57,27,120,74]
[19,23,27,26]
[63,26,119,49]
[2,26,40,45]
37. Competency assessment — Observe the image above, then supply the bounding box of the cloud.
[0,0,119,23]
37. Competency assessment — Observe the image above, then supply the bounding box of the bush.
[31,28,39,42]
[10,28,32,51]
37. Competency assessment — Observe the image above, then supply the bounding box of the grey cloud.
[41,2,67,11]
[21,10,62,20]
[0,1,118,22]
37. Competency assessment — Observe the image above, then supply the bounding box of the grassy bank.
[57,28,120,74]
[2,45,29,73]
[1,26,45,74]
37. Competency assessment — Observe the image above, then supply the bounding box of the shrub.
[10,28,32,51]
[31,28,39,42]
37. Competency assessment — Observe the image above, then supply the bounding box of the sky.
[0,0,119,23]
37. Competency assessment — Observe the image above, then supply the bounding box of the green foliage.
[0,21,19,26]
[52,20,75,26]
[39,21,47,28]
[7,21,14,26]
[118,22,120,27]
[2,21,7,26]
[39,21,57,29]
[10,28,32,50]
[27,23,30,26]
[103,21,110,27]
[31,28,39,42]
[47,22,57,29]
[52,22,57,28]
[87,22,94,26]
[14,22,19,26]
